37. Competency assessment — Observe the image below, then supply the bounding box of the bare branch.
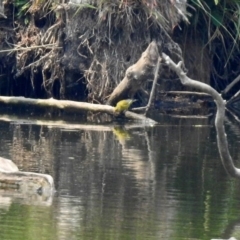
[144,57,161,115]
[222,74,240,97]
[162,53,240,177]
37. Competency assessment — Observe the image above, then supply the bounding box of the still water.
[0,114,240,240]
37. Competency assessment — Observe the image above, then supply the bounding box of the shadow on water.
[0,113,240,239]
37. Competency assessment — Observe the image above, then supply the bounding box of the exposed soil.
[0,0,214,113]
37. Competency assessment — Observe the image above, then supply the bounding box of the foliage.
[190,0,240,45]
[188,0,240,89]
[14,0,31,18]
[14,0,54,19]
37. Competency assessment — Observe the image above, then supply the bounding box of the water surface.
[0,114,240,240]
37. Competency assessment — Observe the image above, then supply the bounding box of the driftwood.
[162,53,240,178]
[107,41,159,106]
[0,96,157,124]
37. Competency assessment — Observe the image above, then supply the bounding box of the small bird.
[114,99,137,114]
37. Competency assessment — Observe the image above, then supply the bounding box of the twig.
[222,74,240,97]
[168,114,212,119]
[22,51,53,70]
[144,56,161,115]
[42,21,62,44]
[133,56,161,113]
[226,88,240,106]
[164,91,211,96]
[226,107,240,123]
[0,44,61,53]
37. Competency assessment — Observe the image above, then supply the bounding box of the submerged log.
[107,41,159,106]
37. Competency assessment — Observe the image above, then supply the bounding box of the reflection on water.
[0,115,240,239]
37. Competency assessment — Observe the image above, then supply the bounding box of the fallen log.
[0,96,157,124]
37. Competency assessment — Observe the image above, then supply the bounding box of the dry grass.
[10,0,187,101]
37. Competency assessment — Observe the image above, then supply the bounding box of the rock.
[0,157,19,172]
[0,157,54,198]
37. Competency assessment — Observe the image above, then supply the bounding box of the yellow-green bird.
[114,99,137,114]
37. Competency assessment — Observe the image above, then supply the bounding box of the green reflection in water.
[0,203,56,240]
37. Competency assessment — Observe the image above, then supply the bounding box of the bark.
[107,41,159,106]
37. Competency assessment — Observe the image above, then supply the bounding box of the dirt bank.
[0,0,190,103]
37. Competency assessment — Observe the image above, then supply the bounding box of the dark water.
[0,114,240,240]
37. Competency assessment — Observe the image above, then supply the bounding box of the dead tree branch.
[162,53,240,177]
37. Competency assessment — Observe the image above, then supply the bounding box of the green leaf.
[214,0,219,5]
